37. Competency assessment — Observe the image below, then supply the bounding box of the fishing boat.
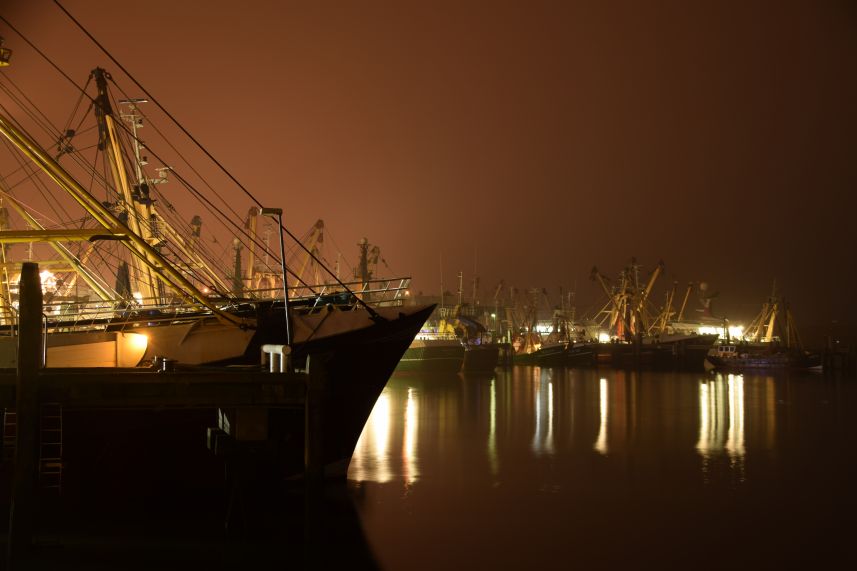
[704,343,820,371]
[438,305,499,374]
[588,260,719,369]
[0,36,432,477]
[704,290,820,372]
[396,337,466,373]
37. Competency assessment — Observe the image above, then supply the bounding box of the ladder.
[38,402,63,493]
[2,409,16,459]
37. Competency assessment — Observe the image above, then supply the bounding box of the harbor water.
[348,367,857,570]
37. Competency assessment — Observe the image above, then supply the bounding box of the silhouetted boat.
[704,290,820,372]
[704,344,821,371]
[0,52,434,478]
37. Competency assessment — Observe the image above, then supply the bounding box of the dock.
[2,263,335,566]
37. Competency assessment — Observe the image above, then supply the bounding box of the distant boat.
[439,308,501,374]
[396,337,465,373]
[703,290,820,372]
[704,344,821,371]
[462,342,501,374]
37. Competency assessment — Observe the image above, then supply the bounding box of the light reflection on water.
[352,368,762,483]
[350,367,857,570]
[594,376,608,455]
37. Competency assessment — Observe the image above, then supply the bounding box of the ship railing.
[28,276,413,333]
[40,297,215,333]
[414,332,460,341]
[244,277,412,308]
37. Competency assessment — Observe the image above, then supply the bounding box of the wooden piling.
[7,262,43,566]
[304,354,329,483]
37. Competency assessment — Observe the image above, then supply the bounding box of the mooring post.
[304,354,328,483]
[7,262,44,566]
[303,354,331,569]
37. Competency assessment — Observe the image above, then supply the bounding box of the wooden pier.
[2,263,334,566]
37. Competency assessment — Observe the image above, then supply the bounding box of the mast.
[231,238,243,295]
[457,271,463,306]
[244,207,258,290]
[92,68,157,302]
[358,237,370,286]
[0,112,249,327]
[115,95,233,297]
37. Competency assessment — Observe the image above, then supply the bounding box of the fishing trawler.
[510,298,577,366]
[589,260,717,369]
[0,39,432,476]
[704,291,820,372]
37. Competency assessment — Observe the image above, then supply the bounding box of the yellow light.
[128,332,148,350]
[598,332,610,343]
[39,270,57,292]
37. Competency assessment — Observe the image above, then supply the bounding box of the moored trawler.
[462,342,501,373]
[704,343,821,371]
[0,58,433,374]
[703,290,820,372]
[0,45,438,484]
[397,337,465,373]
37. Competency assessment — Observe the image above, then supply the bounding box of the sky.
[2,0,856,342]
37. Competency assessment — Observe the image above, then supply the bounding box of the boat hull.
[705,351,822,372]
[462,344,500,374]
[1,303,436,504]
[513,343,568,366]
[395,339,465,373]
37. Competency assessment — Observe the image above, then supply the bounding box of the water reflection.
[531,368,555,455]
[594,377,608,455]
[350,369,785,485]
[403,387,418,484]
[488,379,498,476]
[696,373,753,481]
[351,392,393,483]
[725,375,745,459]
[354,369,855,571]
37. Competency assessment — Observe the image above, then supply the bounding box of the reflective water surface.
[349,367,857,570]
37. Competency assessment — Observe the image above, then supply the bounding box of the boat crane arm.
[291,219,324,289]
[0,112,251,329]
[676,282,693,321]
[590,266,632,336]
[639,260,664,308]
[635,260,663,332]
[0,191,115,301]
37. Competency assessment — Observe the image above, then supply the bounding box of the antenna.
[439,253,444,310]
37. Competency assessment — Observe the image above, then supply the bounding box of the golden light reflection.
[488,378,498,476]
[726,375,745,459]
[697,380,725,456]
[696,374,746,479]
[594,377,608,455]
[546,380,555,454]
[403,387,419,485]
[350,391,392,483]
[531,368,555,455]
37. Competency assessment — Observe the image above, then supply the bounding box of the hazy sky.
[2,0,856,338]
